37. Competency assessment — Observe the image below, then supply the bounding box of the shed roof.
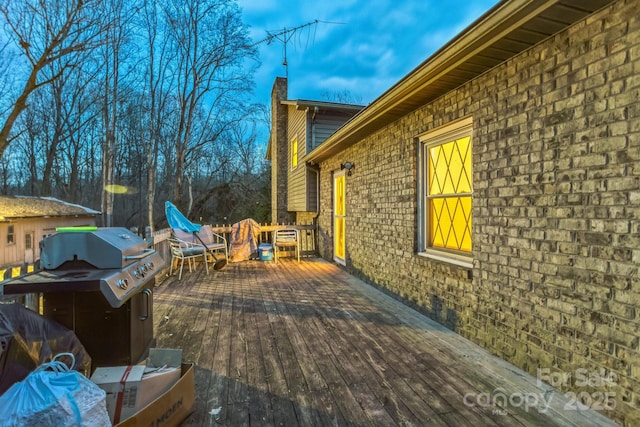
[0,196,101,221]
[306,0,616,163]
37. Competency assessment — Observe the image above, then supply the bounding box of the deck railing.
[0,263,35,282]
[211,223,317,257]
[0,263,38,306]
[152,223,318,259]
[1,221,317,293]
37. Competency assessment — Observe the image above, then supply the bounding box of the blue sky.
[237,0,500,107]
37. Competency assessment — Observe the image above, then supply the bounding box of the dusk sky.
[237,0,500,109]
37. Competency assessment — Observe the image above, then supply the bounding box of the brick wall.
[317,0,639,424]
[270,78,295,224]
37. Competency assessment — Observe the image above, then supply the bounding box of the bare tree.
[0,0,109,158]
[0,0,265,230]
[321,89,364,105]
[139,0,178,231]
[54,63,102,201]
[162,0,256,210]
[9,87,51,194]
[97,0,129,226]
[0,38,19,124]
[228,119,260,176]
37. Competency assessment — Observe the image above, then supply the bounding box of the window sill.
[418,250,473,269]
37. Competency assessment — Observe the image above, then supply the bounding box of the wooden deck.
[152,258,619,427]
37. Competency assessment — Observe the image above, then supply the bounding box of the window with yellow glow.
[291,138,298,169]
[419,118,473,261]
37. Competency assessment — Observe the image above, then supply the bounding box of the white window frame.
[417,117,473,268]
[6,224,15,245]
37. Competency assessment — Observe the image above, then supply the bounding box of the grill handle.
[139,288,152,320]
[124,248,156,260]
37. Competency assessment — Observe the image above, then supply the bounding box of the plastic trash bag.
[0,303,92,395]
[0,353,110,427]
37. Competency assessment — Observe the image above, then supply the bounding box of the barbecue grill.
[1,227,164,367]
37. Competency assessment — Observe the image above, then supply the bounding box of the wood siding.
[0,217,97,268]
[153,258,617,427]
[289,108,359,213]
[288,105,308,212]
[310,110,358,152]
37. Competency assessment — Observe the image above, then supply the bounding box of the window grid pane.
[429,196,472,252]
[428,136,471,196]
[335,217,345,259]
[427,135,472,253]
[335,175,345,216]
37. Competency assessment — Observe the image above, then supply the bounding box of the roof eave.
[281,99,365,111]
[1,214,99,220]
[305,0,567,163]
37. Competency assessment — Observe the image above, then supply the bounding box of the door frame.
[333,170,346,265]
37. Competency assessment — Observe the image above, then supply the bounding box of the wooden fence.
[0,264,37,306]
[0,263,35,282]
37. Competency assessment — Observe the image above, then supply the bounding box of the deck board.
[152,258,619,427]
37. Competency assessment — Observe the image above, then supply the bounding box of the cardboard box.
[139,349,183,410]
[146,348,182,369]
[115,363,195,427]
[90,365,145,424]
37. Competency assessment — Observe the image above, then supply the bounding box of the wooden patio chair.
[168,238,209,280]
[273,228,300,263]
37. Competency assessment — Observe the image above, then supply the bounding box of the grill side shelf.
[1,271,103,295]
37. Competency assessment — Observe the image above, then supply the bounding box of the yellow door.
[334,171,346,265]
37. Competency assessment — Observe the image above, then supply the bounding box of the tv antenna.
[252,20,344,77]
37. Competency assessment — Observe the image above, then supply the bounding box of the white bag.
[0,353,110,427]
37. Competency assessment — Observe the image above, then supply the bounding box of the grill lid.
[41,227,149,270]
